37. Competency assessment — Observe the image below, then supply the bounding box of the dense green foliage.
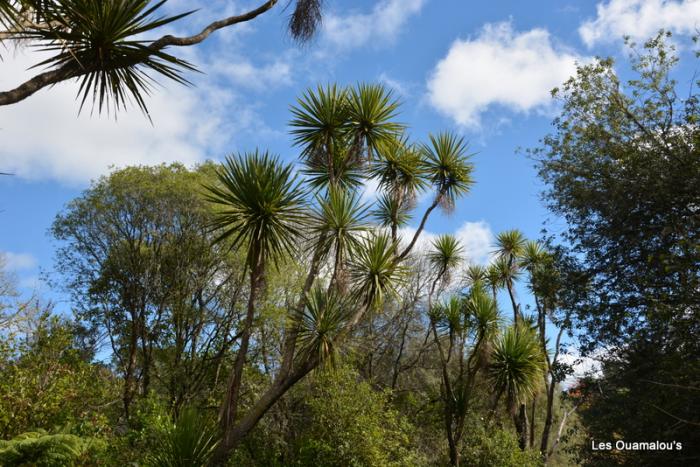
[146,408,220,467]
[0,430,102,466]
[2,34,696,465]
[292,366,422,467]
[533,33,700,465]
[0,314,119,439]
[0,80,578,466]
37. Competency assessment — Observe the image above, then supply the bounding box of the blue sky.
[1,0,699,354]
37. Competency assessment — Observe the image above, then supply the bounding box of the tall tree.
[200,83,476,464]
[425,235,501,467]
[533,32,700,465]
[204,151,307,459]
[489,324,546,451]
[52,164,244,420]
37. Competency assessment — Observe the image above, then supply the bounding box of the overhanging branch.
[0,0,279,106]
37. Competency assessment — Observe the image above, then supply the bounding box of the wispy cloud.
[1,252,37,271]
[378,73,412,97]
[212,58,292,91]
[559,348,605,389]
[322,0,427,50]
[579,0,700,47]
[399,220,495,266]
[427,21,584,129]
[0,46,288,184]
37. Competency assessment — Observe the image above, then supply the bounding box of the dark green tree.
[52,164,245,420]
[532,32,700,465]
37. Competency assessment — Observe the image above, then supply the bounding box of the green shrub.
[461,425,542,467]
[291,366,425,467]
[144,407,220,467]
[0,430,103,466]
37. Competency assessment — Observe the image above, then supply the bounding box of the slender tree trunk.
[278,235,327,381]
[529,394,537,448]
[123,316,139,422]
[547,403,580,461]
[540,375,557,457]
[506,279,520,324]
[487,388,504,425]
[139,312,152,396]
[431,319,461,466]
[396,193,442,261]
[218,250,263,451]
[541,326,566,459]
[211,355,318,465]
[211,240,327,464]
[446,415,460,467]
[391,316,411,390]
[516,403,528,450]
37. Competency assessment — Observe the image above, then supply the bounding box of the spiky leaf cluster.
[294,286,349,368]
[205,150,308,269]
[290,83,403,192]
[421,132,475,213]
[347,231,405,310]
[26,0,196,116]
[489,324,546,410]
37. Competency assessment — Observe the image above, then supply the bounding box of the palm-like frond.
[204,151,308,269]
[302,144,364,192]
[435,295,464,334]
[0,0,18,28]
[518,240,548,271]
[346,83,404,160]
[463,264,487,288]
[421,132,474,213]
[311,187,369,261]
[294,286,349,368]
[427,234,464,276]
[28,0,196,116]
[489,324,545,411]
[485,262,504,291]
[427,301,443,323]
[147,408,219,467]
[492,255,521,286]
[290,84,349,160]
[464,287,501,339]
[372,192,412,229]
[494,229,527,260]
[520,313,538,331]
[369,135,427,200]
[348,231,405,310]
[0,430,95,466]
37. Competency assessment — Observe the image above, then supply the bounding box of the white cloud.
[579,0,700,47]
[210,57,293,91]
[454,221,495,265]
[361,178,380,202]
[0,47,284,184]
[559,348,604,389]
[427,22,583,129]
[398,220,494,266]
[1,252,37,271]
[323,0,426,50]
[378,73,411,97]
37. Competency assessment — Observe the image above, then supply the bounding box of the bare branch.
[650,404,700,427]
[640,379,700,392]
